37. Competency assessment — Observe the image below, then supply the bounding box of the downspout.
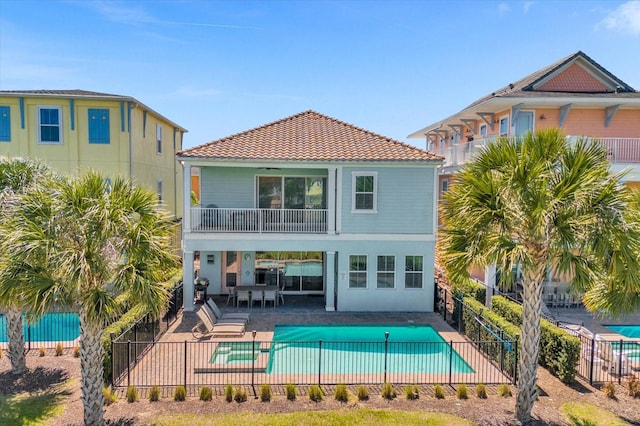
[128,102,134,180]
[174,128,179,220]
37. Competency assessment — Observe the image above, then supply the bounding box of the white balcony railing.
[190,207,327,233]
[432,137,640,168]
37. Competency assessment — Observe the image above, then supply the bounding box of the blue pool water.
[0,312,80,342]
[266,324,474,374]
[604,325,640,360]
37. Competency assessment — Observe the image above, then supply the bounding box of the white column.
[182,163,192,232]
[183,250,195,311]
[484,264,497,308]
[325,251,336,311]
[327,167,336,235]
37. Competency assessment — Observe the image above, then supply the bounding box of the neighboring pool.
[604,325,640,360]
[266,324,474,374]
[0,312,80,342]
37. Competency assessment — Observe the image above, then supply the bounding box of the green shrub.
[103,385,118,405]
[72,346,80,358]
[234,386,247,403]
[433,384,445,399]
[381,382,396,400]
[148,385,161,402]
[285,383,297,401]
[126,385,139,403]
[173,385,186,401]
[476,383,488,399]
[405,384,419,400]
[498,383,512,397]
[452,276,486,303]
[55,342,64,356]
[199,386,212,401]
[491,296,580,383]
[603,382,616,399]
[259,384,272,402]
[456,384,468,400]
[356,385,369,401]
[334,384,348,402]
[308,385,324,402]
[224,384,234,402]
[627,377,640,398]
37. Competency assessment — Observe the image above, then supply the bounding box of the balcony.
[432,137,640,169]
[190,207,328,233]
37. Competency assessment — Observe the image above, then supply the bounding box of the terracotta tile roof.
[178,110,442,162]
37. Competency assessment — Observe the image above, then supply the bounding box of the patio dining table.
[235,285,280,308]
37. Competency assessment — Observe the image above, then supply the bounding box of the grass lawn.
[561,402,632,426]
[151,409,474,426]
[0,383,70,426]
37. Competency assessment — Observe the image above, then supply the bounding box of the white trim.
[182,164,192,232]
[351,171,378,213]
[37,105,63,144]
[336,166,343,234]
[183,232,436,242]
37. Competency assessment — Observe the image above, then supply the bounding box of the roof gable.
[178,110,442,163]
[534,62,611,92]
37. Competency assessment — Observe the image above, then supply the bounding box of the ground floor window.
[405,256,423,288]
[255,251,324,292]
[377,255,395,288]
[349,255,367,288]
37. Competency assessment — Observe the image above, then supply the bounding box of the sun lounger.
[191,308,245,339]
[206,299,250,324]
[199,304,245,327]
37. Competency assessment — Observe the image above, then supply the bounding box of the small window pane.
[349,255,367,288]
[405,256,423,289]
[377,255,395,288]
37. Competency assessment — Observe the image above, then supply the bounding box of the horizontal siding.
[341,166,435,234]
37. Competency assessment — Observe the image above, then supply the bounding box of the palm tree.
[0,172,179,426]
[0,157,54,375]
[440,128,640,423]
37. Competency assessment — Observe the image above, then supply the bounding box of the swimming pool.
[604,325,640,360]
[0,312,80,343]
[266,324,474,374]
[210,342,264,364]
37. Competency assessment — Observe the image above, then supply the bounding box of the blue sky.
[1,0,639,150]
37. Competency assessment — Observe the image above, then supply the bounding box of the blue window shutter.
[88,108,110,144]
[0,106,10,141]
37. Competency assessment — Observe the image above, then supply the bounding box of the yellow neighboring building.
[0,89,187,220]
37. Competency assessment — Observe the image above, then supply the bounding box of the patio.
[111,295,513,392]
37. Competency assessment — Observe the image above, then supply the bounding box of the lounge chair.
[199,305,245,327]
[191,308,245,339]
[206,299,250,324]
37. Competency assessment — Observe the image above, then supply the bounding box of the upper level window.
[38,106,62,144]
[441,179,449,193]
[405,256,423,288]
[352,172,377,212]
[88,108,110,144]
[156,124,162,154]
[499,116,509,137]
[0,106,10,142]
[479,124,487,137]
[377,255,395,288]
[349,255,367,288]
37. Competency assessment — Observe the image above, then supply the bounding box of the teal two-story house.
[178,111,443,312]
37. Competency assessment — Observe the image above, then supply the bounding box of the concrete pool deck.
[118,295,511,389]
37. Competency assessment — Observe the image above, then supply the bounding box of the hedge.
[491,295,580,383]
[451,276,486,304]
[460,297,520,378]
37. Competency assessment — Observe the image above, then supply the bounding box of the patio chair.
[250,290,263,309]
[226,285,237,306]
[262,288,277,309]
[191,308,245,339]
[206,299,250,324]
[199,305,245,327]
[279,281,286,305]
[236,289,250,308]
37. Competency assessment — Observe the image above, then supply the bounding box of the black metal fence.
[434,282,519,384]
[111,337,514,394]
[109,281,183,383]
[562,328,640,385]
